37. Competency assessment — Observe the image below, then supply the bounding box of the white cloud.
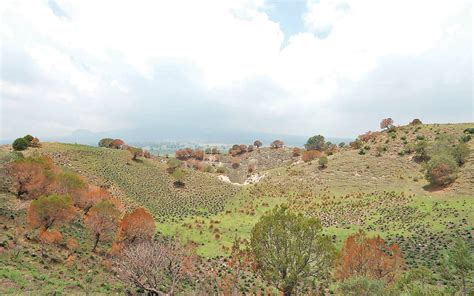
[0,0,471,139]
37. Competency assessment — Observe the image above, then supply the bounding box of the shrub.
[29,137,41,147]
[425,154,458,186]
[12,138,29,151]
[216,166,227,174]
[359,149,366,155]
[463,128,474,134]
[337,276,386,296]
[339,142,345,148]
[460,134,471,143]
[270,140,284,149]
[253,140,262,148]
[336,230,404,283]
[116,208,155,246]
[376,146,386,156]
[292,147,301,157]
[9,156,55,199]
[414,140,429,161]
[167,158,181,173]
[27,194,75,231]
[319,156,328,168]
[416,135,425,141]
[231,157,240,169]
[452,143,470,165]
[302,150,322,162]
[305,135,325,151]
[350,139,363,149]
[380,118,394,130]
[172,168,186,187]
[85,199,121,252]
[410,119,422,125]
[247,145,254,152]
[109,139,125,149]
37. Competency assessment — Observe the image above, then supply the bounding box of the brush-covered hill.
[0,122,473,294]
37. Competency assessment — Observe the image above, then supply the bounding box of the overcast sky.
[0,0,472,140]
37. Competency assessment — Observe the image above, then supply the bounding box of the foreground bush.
[425,154,459,186]
[12,137,29,151]
[27,194,75,231]
[251,205,335,296]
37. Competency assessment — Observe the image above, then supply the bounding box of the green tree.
[250,205,335,296]
[441,238,474,296]
[305,135,325,151]
[12,138,29,151]
[414,140,429,161]
[98,138,114,147]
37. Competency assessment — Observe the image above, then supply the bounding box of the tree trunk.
[283,285,294,296]
[92,233,100,252]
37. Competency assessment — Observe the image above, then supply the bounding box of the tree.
[77,185,111,213]
[115,240,194,296]
[23,134,34,143]
[270,140,284,149]
[414,140,429,161]
[380,118,394,130]
[193,150,204,160]
[85,199,121,252]
[305,135,325,151]
[254,140,262,148]
[9,156,55,199]
[29,137,41,148]
[27,194,75,231]
[441,238,474,296]
[339,142,346,148]
[318,156,328,168]
[251,205,336,296]
[98,138,114,147]
[247,144,255,152]
[49,171,87,204]
[336,230,404,283]
[425,154,458,186]
[172,168,186,187]
[12,138,29,151]
[116,208,155,246]
[410,119,422,125]
[109,139,125,149]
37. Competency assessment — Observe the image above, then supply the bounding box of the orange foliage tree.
[27,194,76,231]
[116,208,156,246]
[85,199,121,252]
[9,156,55,199]
[48,171,87,205]
[336,230,404,283]
[77,185,111,213]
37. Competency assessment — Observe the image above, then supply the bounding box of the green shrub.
[319,156,328,168]
[463,127,474,134]
[416,135,425,140]
[452,143,470,165]
[358,149,366,155]
[425,154,458,186]
[337,276,386,296]
[460,134,471,143]
[12,138,29,151]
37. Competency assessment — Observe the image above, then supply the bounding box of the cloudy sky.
[0,0,472,141]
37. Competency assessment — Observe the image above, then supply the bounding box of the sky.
[0,0,472,141]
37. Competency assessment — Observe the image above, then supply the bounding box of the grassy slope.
[7,143,240,221]
[0,122,472,293]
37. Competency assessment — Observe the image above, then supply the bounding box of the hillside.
[0,122,473,294]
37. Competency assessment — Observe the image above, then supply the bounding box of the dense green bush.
[451,143,470,165]
[23,134,34,143]
[463,127,474,134]
[460,134,471,143]
[305,135,325,151]
[12,138,29,151]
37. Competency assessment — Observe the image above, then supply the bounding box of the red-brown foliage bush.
[336,230,404,283]
[301,150,323,162]
[116,208,155,246]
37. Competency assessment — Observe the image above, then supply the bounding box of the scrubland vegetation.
[1,121,473,295]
